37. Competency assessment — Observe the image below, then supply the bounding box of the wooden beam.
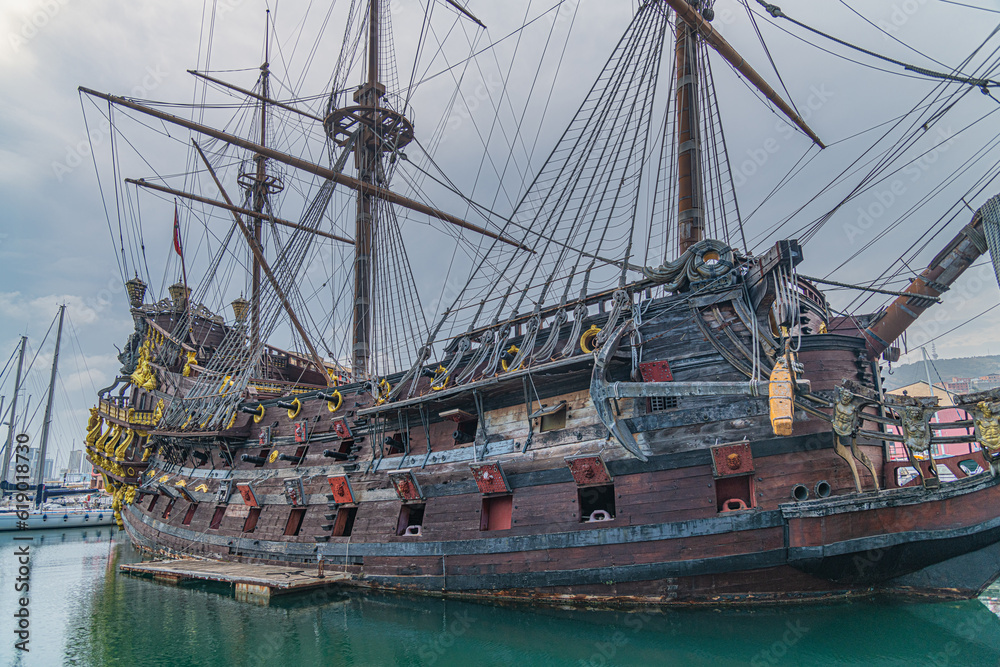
[187,70,325,123]
[662,0,824,149]
[863,210,988,358]
[79,87,533,252]
[125,178,354,245]
[192,140,331,387]
[442,0,486,28]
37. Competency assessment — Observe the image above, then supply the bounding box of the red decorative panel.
[710,442,754,478]
[327,475,354,504]
[469,462,510,495]
[388,470,424,502]
[565,455,612,486]
[294,421,309,443]
[258,425,271,447]
[639,360,673,382]
[333,418,352,440]
[236,482,259,508]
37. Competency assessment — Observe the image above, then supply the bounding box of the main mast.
[328,0,414,379]
[352,0,381,379]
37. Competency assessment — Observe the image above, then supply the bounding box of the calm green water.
[3,528,1000,666]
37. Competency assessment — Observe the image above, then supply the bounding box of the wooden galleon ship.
[81,0,1000,604]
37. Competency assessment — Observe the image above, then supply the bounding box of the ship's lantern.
[168,281,191,309]
[231,295,250,322]
[125,275,147,308]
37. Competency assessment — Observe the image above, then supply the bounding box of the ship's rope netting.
[385,3,748,396]
[160,180,336,430]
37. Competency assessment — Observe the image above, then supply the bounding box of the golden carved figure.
[130,340,158,391]
[900,405,932,454]
[830,385,880,493]
[973,401,1000,455]
[182,349,198,377]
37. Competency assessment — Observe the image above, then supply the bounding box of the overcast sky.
[2,0,999,471]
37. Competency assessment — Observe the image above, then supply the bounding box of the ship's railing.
[97,399,158,427]
[250,379,322,396]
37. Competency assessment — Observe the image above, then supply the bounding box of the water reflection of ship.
[78,1,1000,605]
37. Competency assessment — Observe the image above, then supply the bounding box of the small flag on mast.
[173,203,183,257]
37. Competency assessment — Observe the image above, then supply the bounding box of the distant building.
[946,377,973,394]
[26,448,41,476]
[887,381,955,407]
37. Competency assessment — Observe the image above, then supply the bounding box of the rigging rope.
[754,1,1000,90]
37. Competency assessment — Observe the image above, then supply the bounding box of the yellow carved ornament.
[114,429,135,462]
[182,350,198,377]
[130,340,158,391]
[768,356,795,437]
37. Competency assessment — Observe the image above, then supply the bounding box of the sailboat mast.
[0,336,27,487]
[352,0,382,379]
[675,15,703,254]
[35,305,65,488]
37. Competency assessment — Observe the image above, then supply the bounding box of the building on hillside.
[887,381,955,407]
[976,373,1000,391]
[946,377,973,394]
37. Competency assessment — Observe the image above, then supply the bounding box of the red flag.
[172,203,183,256]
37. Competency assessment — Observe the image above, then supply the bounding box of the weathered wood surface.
[120,558,351,590]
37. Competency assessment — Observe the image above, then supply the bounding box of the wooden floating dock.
[120,558,352,604]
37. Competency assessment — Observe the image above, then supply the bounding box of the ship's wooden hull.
[99,287,1000,605]
[120,455,1000,604]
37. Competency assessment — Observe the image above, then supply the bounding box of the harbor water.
[3,527,1000,666]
